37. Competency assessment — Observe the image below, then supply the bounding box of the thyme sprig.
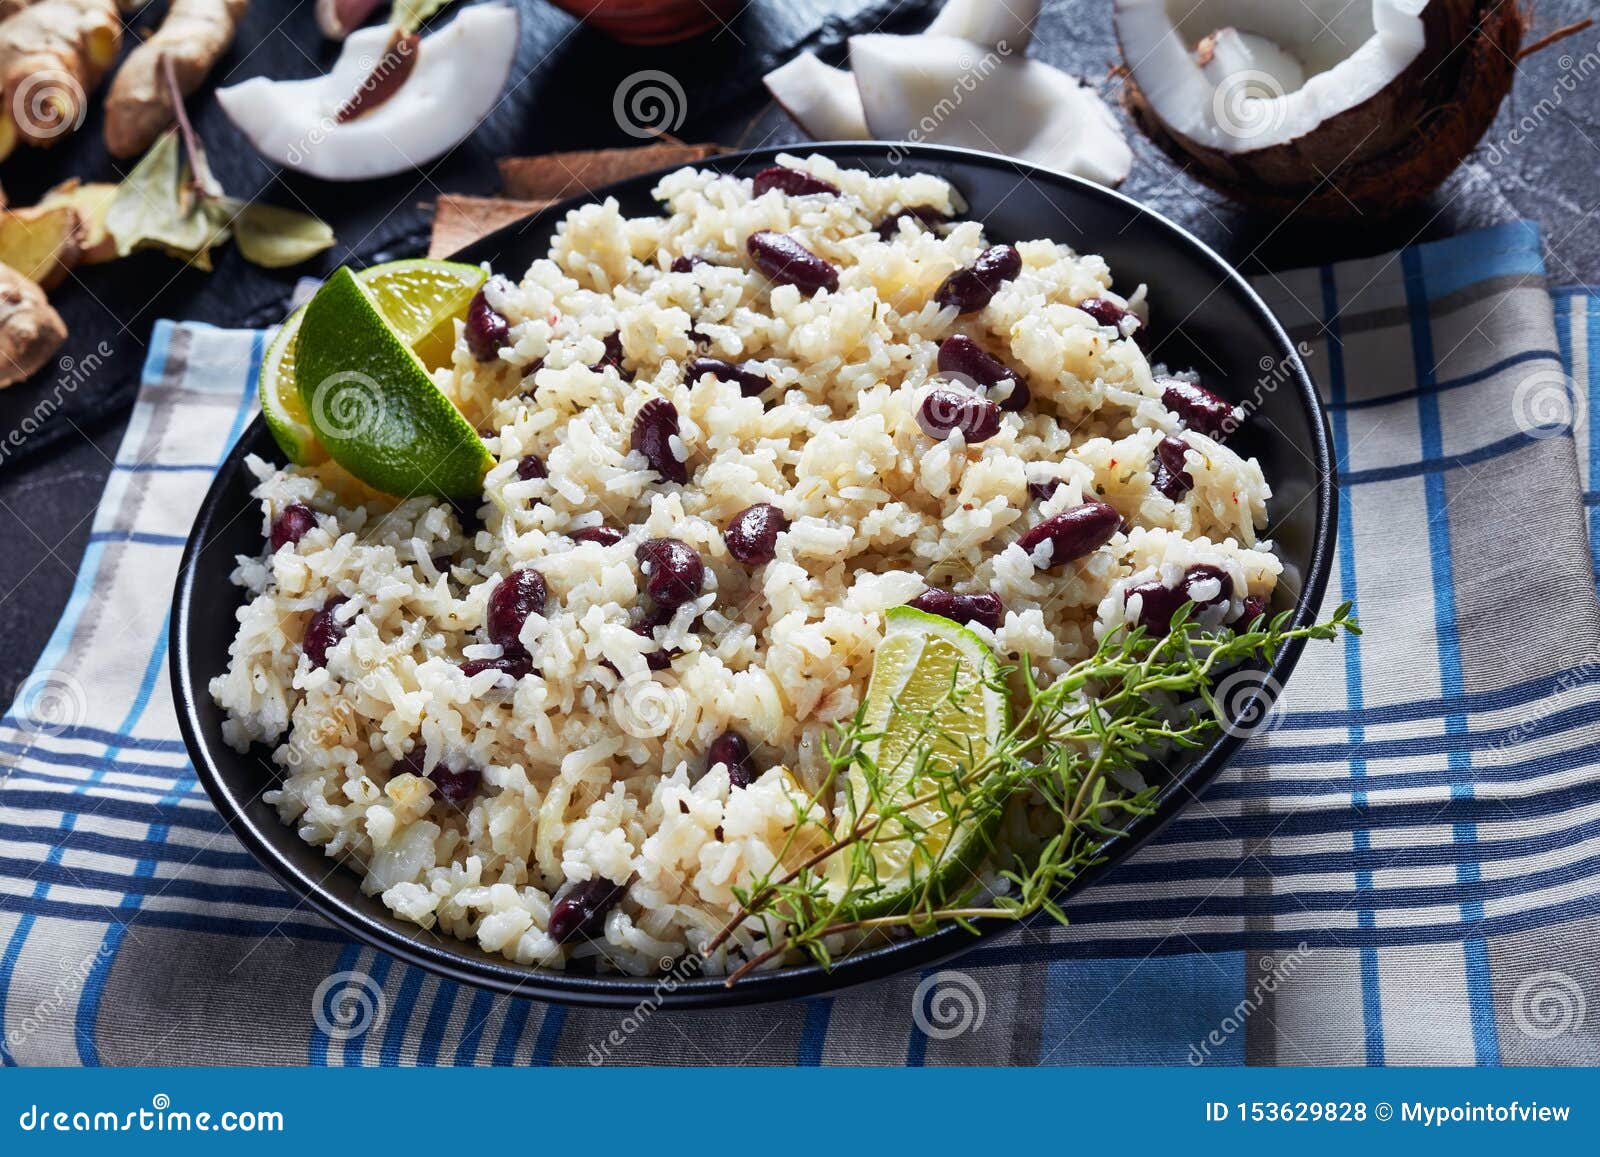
[707,603,1358,984]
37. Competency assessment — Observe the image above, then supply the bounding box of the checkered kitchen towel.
[3,220,1599,1067]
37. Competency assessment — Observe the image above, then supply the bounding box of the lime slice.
[294,267,494,500]
[262,259,485,466]
[824,606,1010,917]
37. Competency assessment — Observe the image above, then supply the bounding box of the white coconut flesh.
[1115,0,1433,154]
[850,34,1132,187]
[924,0,1041,52]
[763,52,869,140]
[217,4,519,181]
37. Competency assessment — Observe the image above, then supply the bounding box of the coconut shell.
[1121,0,1528,219]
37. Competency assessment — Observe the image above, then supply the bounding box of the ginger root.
[104,0,250,159]
[0,203,84,290]
[0,260,67,389]
[0,0,122,159]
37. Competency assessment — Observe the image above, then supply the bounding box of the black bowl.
[171,142,1336,1008]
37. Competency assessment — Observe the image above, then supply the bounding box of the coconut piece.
[850,34,1132,187]
[763,52,869,140]
[215,3,519,181]
[429,193,541,258]
[924,0,1040,51]
[497,142,723,201]
[1116,0,1526,217]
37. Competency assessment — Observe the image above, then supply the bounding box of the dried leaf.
[227,200,337,268]
[429,193,543,258]
[392,0,456,33]
[105,130,227,270]
[497,143,724,202]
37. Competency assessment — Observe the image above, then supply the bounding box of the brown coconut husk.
[1120,0,1529,219]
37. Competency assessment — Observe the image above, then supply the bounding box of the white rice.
[210,155,1281,975]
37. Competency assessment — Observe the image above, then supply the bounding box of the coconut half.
[1115,0,1528,216]
[925,0,1041,52]
[217,4,519,181]
[851,34,1132,187]
[763,53,869,140]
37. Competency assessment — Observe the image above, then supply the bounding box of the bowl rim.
[170,141,1338,1009]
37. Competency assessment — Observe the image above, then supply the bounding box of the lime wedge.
[262,258,485,467]
[294,267,494,500]
[824,606,1010,917]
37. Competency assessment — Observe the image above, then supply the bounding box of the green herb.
[706,603,1358,983]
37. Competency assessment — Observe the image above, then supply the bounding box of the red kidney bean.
[515,455,546,481]
[548,877,626,943]
[1152,436,1194,500]
[1077,297,1143,343]
[1017,501,1120,567]
[460,652,533,680]
[631,397,687,483]
[572,525,624,546]
[685,357,771,398]
[723,503,788,565]
[487,568,547,651]
[937,334,1029,411]
[1237,595,1268,626]
[1029,477,1065,503]
[874,205,951,238]
[630,611,675,671]
[752,166,839,197]
[1126,565,1235,635]
[428,762,483,803]
[303,597,348,669]
[637,538,704,608]
[464,276,512,361]
[270,503,317,551]
[934,244,1021,314]
[708,729,756,788]
[1160,377,1238,441]
[917,385,1001,443]
[588,331,628,377]
[1124,580,1185,634]
[908,588,1005,631]
[671,255,707,273]
[1183,564,1234,609]
[747,231,839,294]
